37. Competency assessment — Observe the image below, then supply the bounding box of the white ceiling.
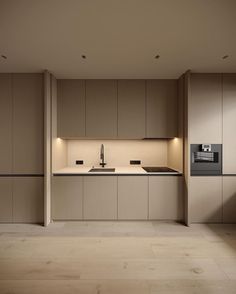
[0,0,236,79]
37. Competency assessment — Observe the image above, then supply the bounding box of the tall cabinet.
[188,74,223,224]
[222,74,236,223]
[0,73,44,223]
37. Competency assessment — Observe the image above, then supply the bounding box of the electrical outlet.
[76,160,84,165]
[130,160,141,165]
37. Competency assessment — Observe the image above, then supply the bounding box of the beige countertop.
[53,166,182,175]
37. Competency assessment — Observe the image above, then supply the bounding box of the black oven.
[190,144,222,176]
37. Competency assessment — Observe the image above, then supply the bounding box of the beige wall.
[67,140,168,167]
[167,138,183,172]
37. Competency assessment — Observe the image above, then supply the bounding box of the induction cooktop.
[142,166,178,173]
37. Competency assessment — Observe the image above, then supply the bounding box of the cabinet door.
[13,177,44,223]
[12,74,44,174]
[149,176,183,220]
[52,176,83,220]
[0,74,12,174]
[189,74,222,143]
[223,74,236,174]
[118,80,145,138]
[86,80,117,138]
[57,80,85,138]
[146,80,178,138]
[0,177,12,222]
[223,177,236,223]
[189,177,222,223]
[118,176,148,220]
[84,176,117,220]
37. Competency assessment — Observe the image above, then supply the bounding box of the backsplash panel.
[67,140,168,167]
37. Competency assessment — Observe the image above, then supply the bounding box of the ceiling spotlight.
[81,55,87,59]
[155,55,160,59]
[222,55,229,59]
[1,55,7,59]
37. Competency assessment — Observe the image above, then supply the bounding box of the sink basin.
[89,168,115,172]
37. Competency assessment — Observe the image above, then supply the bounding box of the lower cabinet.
[0,177,12,222]
[83,176,117,220]
[51,175,183,221]
[149,176,183,220]
[223,176,236,223]
[52,176,83,220]
[189,177,222,223]
[12,177,44,223]
[118,176,148,220]
[0,177,44,223]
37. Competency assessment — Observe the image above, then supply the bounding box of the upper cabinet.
[189,74,222,143]
[86,80,117,138]
[56,79,179,139]
[222,74,236,174]
[118,80,146,138]
[12,74,44,174]
[146,80,178,138]
[57,80,86,138]
[0,74,12,174]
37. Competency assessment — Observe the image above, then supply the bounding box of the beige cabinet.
[0,74,12,174]
[83,176,117,220]
[12,177,44,223]
[189,74,222,143]
[149,176,183,220]
[189,177,222,223]
[118,176,148,220]
[0,177,12,222]
[12,74,44,174]
[146,80,178,138]
[52,176,83,220]
[86,80,117,138]
[223,74,236,174]
[118,80,145,138]
[57,80,86,138]
[223,177,236,223]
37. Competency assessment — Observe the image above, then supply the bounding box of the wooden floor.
[0,221,236,293]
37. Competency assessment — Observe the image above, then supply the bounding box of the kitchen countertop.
[53,166,182,176]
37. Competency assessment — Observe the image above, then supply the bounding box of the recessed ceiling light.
[1,55,7,59]
[81,55,87,59]
[222,55,229,59]
[155,55,160,59]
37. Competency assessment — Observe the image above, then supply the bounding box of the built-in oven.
[190,144,222,176]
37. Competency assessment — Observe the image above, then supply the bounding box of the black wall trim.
[0,174,44,177]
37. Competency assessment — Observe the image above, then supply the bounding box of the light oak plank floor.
[0,221,236,293]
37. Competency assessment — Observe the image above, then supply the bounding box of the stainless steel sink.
[89,168,115,172]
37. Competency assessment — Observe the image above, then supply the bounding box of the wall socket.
[76,160,84,165]
[130,160,141,165]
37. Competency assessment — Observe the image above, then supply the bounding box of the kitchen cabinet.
[189,176,222,223]
[52,176,83,220]
[12,177,44,223]
[223,176,236,223]
[146,80,178,138]
[0,74,12,174]
[118,80,145,138]
[189,74,222,143]
[0,177,12,222]
[149,176,183,220]
[118,176,148,220]
[86,80,117,138]
[12,74,44,174]
[83,176,117,219]
[57,79,86,138]
[223,74,236,174]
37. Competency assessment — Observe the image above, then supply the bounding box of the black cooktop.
[142,166,178,173]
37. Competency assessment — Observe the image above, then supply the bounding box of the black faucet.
[100,144,106,168]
